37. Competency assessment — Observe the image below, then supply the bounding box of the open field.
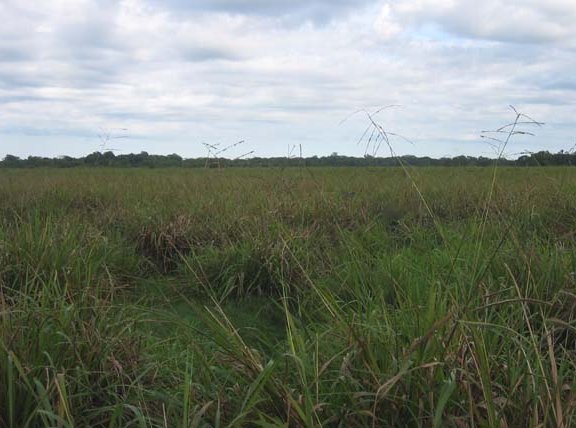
[1,166,576,427]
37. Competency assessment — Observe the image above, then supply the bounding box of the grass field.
[1,166,576,427]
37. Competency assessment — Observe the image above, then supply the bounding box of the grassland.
[1,166,576,427]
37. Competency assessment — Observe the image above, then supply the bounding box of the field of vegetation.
[1,166,576,427]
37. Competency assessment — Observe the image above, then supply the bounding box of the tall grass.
[1,166,576,426]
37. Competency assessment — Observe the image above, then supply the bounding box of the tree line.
[1,150,575,168]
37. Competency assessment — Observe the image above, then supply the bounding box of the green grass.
[1,166,576,426]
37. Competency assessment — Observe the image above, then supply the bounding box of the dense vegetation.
[1,166,576,426]
[3,148,576,169]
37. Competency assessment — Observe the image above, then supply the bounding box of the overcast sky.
[1,0,575,159]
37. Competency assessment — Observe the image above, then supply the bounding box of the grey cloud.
[146,0,374,24]
[0,71,45,89]
[177,45,242,62]
[541,78,576,92]
[0,125,92,138]
[0,46,35,62]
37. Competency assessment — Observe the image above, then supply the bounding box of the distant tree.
[26,156,45,167]
[2,154,22,167]
[4,148,576,169]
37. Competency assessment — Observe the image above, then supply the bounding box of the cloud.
[0,0,574,159]
[377,0,576,44]
[145,0,375,25]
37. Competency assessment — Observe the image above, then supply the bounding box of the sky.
[1,0,575,159]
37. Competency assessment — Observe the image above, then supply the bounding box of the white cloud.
[0,0,574,159]
[374,5,402,40]
[379,0,576,44]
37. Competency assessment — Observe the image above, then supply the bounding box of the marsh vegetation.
[1,166,576,426]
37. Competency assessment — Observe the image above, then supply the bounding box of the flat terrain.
[1,166,576,427]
